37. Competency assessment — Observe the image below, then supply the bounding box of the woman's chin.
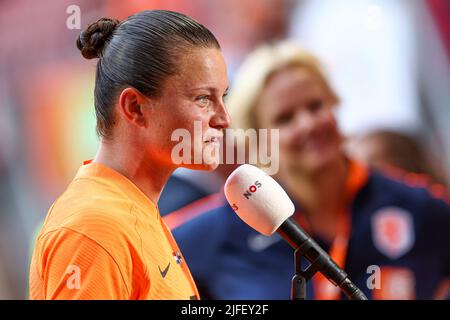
[290,150,340,174]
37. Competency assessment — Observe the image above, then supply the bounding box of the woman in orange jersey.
[29,10,230,299]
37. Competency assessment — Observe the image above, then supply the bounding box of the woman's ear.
[118,87,151,128]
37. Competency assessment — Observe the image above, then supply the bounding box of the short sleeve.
[30,228,130,300]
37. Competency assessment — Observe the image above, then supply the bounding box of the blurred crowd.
[0,0,449,299]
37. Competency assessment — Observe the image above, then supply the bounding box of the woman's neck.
[281,156,349,242]
[93,139,174,206]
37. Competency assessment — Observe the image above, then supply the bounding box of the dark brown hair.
[76,10,220,138]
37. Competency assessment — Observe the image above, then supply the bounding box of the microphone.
[224,164,368,300]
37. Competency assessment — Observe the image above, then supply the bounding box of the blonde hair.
[226,41,339,130]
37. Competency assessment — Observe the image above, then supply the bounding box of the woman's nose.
[291,109,317,134]
[210,101,231,130]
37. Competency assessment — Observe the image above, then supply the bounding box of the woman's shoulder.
[354,170,450,231]
[366,170,449,205]
[37,184,142,264]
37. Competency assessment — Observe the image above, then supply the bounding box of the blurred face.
[143,48,230,171]
[255,66,342,176]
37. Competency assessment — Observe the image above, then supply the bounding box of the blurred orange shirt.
[29,161,199,300]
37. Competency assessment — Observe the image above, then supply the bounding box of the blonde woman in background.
[164,41,450,300]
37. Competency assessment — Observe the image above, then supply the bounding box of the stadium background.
[0,0,449,299]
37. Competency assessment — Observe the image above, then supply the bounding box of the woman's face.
[144,48,230,171]
[255,66,342,176]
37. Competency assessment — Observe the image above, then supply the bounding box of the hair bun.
[76,17,120,59]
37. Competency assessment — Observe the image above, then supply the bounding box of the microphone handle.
[278,219,368,300]
[340,278,368,300]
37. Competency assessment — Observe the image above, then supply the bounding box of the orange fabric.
[380,166,449,204]
[312,160,369,300]
[29,161,199,300]
[434,277,450,300]
[372,267,416,300]
[164,192,226,230]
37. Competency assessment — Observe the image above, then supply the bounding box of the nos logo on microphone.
[231,180,262,211]
[243,180,262,199]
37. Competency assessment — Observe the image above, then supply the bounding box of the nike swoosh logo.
[158,262,170,278]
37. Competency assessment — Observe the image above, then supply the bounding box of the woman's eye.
[196,95,211,107]
[274,112,293,125]
[308,99,323,113]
